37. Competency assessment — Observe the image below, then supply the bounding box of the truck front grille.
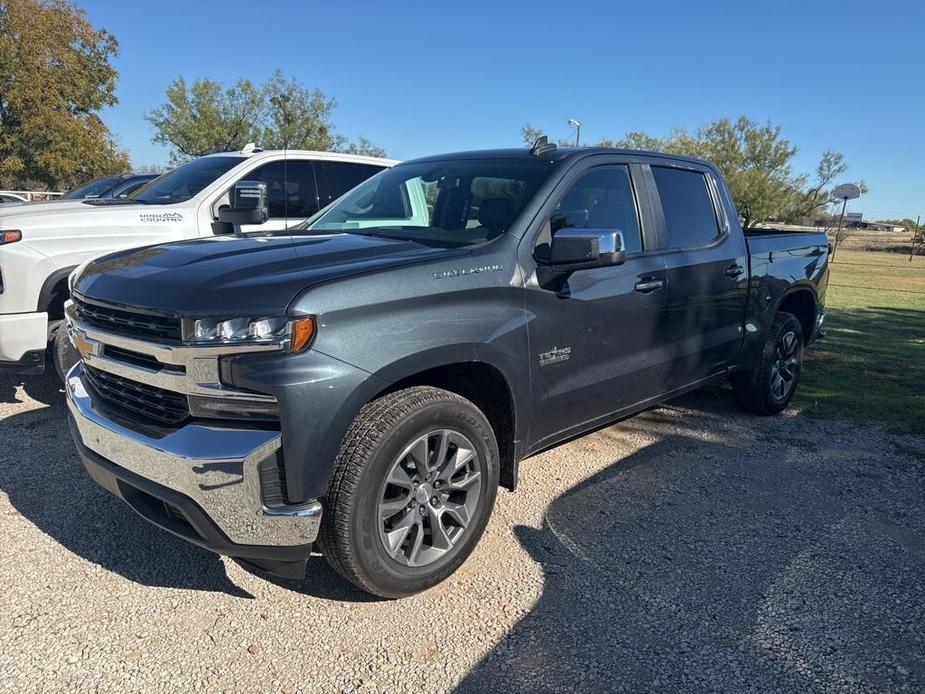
[82,364,190,427]
[74,296,182,342]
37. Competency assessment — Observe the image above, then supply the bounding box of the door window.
[550,166,643,253]
[315,161,386,207]
[245,160,319,218]
[651,167,721,248]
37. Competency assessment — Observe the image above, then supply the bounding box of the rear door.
[646,163,748,388]
[523,159,671,447]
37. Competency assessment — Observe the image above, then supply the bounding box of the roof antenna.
[530,135,557,157]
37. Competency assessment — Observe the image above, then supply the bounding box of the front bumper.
[66,364,322,566]
[0,311,47,371]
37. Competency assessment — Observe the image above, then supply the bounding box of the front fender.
[224,348,389,503]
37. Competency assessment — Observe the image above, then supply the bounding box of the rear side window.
[652,167,720,248]
[550,166,643,253]
[246,161,319,218]
[316,161,386,207]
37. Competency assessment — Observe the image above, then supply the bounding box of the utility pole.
[910,215,921,262]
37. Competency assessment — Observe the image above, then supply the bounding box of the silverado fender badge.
[432,264,503,280]
[538,346,571,366]
[139,212,183,223]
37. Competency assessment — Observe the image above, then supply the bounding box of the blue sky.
[81,0,922,221]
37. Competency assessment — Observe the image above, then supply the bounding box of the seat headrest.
[478,198,516,230]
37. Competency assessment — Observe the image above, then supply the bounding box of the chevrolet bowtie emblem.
[71,329,98,360]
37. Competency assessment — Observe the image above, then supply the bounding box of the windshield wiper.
[82,197,150,206]
[287,227,393,238]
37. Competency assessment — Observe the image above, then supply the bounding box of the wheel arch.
[775,285,817,342]
[369,351,521,492]
[37,266,76,323]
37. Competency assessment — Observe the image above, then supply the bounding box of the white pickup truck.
[0,146,396,377]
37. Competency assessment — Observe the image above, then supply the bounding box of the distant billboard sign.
[846,212,863,222]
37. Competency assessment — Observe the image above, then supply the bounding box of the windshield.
[304,158,556,247]
[130,156,244,205]
[111,176,156,198]
[62,177,122,199]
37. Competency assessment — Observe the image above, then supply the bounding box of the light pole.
[567,118,581,147]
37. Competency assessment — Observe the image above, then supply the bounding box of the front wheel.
[51,323,79,382]
[732,312,804,415]
[318,386,499,598]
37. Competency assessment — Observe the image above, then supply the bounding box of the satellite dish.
[832,183,861,200]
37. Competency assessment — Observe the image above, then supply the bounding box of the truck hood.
[74,233,462,316]
[0,199,134,217]
[0,199,87,213]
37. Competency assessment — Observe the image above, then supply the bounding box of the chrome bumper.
[66,364,321,547]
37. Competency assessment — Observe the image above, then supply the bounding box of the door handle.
[634,278,665,293]
[724,264,745,279]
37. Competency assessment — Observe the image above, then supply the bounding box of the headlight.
[187,316,315,352]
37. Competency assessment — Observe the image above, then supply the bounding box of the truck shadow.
[457,399,925,692]
[0,370,370,600]
[0,367,64,406]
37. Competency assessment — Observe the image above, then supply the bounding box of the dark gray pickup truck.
[65,142,828,597]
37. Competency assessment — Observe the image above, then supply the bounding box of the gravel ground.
[1,370,922,693]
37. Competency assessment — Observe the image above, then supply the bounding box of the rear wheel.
[732,312,804,415]
[318,386,499,598]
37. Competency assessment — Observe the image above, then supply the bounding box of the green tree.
[260,71,339,151]
[520,116,859,229]
[689,117,801,229]
[342,137,388,158]
[146,71,384,164]
[146,76,264,164]
[0,0,129,189]
[521,123,548,147]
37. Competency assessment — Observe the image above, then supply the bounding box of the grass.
[796,249,924,436]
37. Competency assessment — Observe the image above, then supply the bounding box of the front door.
[524,163,671,448]
[234,160,319,233]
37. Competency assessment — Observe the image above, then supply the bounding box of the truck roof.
[200,147,399,167]
[403,146,715,170]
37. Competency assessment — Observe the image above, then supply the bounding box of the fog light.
[188,395,280,421]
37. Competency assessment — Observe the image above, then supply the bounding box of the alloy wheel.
[770,330,800,401]
[377,429,482,567]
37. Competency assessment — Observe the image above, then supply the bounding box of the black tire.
[732,311,804,415]
[51,324,79,382]
[318,386,499,598]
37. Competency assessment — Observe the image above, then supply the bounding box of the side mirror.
[217,181,269,227]
[545,229,626,271]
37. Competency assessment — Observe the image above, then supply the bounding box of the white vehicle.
[0,146,396,376]
[0,192,29,204]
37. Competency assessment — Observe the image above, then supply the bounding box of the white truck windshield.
[131,156,244,205]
